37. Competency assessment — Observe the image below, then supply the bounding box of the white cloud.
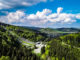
[0,10,26,23]
[0,2,11,9]
[47,13,76,23]
[0,7,80,27]
[0,0,48,9]
[57,7,63,15]
[76,14,80,19]
[27,9,52,20]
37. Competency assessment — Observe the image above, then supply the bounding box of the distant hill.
[22,26,41,30]
[40,28,80,33]
[22,26,80,38]
[56,28,80,32]
[38,28,80,37]
[22,26,80,33]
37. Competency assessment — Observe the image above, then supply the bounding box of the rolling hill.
[0,22,48,60]
[0,22,80,60]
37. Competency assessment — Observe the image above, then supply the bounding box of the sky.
[0,0,80,28]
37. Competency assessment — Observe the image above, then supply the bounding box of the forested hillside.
[0,22,80,60]
[41,33,80,60]
[0,22,48,42]
[0,22,43,60]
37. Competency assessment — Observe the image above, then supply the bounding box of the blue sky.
[26,0,80,14]
[0,0,80,28]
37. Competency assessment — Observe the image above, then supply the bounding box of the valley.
[0,22,80,60]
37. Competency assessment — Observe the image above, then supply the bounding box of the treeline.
[0,23,48,42]
[14,28,48,42]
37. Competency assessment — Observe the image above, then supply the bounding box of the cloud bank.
[0,0,49,9]
[0,7,80,27]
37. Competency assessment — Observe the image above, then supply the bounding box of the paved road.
[9,31,35,47]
